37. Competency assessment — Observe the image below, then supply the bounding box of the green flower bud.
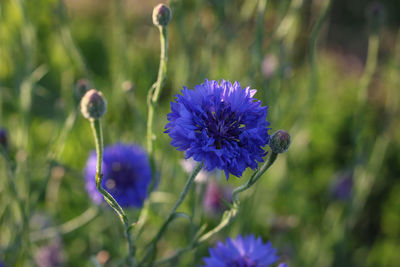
[152,4,172,27]
[80,89,107,120]
[270,130,291,153]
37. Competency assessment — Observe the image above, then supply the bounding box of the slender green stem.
[140,163,203,266]
[308,0,332,101]
[138,24,168,257]
[359,34,379,103]
[154,152,279,265]
[58,0,90,78]
[0,147,31,260]
[89,119,135,267]
[147,25,168,156]
[348,33,382,228]
[232,152,278,203]
[350,34,380,157]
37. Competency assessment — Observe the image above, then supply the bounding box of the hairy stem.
[147,25,168,157]
[90,119,135,267]
[308,0,332,102]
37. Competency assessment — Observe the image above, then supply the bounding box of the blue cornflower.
[165,79,270,178]
[201,234,279,267]
[84,143,152,208]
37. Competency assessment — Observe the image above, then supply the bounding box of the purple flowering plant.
[0,3,291,267]
[77,43,289,266]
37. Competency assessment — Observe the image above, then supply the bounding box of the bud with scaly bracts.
[270,130,291,154]
[152,4,172,27]
[80,89,107,120]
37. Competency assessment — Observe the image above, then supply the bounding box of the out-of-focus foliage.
[0,0,399,266]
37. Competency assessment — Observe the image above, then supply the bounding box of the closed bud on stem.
[152,4,171,27]
[80,89,107,120]
[75,79,90,101]
[0,128,8,149]
[270,130,291,153]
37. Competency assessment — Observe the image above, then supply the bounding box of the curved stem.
[0,147,31,260]
[232,152,278,203]
[90,119,135,267]
[359,34,379,103]
[308,0,332,101]
[147,25,168,157]
[140,163,203,266]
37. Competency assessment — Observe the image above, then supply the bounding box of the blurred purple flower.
[201,234,279,267]
[165,79,270,179]
[34,241,64,267]
[84,143,152,208]
[203,181,232,216]
[331,172,353,200]
[278,263,288,267]
[0,128,8,149]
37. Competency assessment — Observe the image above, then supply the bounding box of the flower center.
[205,103,245,149]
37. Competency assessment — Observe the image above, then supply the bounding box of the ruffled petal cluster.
[201,234,279,267]
[165,79,270,178]
[84,143,152,208]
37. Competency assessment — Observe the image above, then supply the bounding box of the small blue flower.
[331,172,353,200]
[165,79,270,178]
[278,263,288,267]
[201,234,279,267]
[84,143,152,208]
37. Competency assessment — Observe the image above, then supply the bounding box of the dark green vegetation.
[1,0,400,266]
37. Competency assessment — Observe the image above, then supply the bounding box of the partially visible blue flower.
[0,261,5,267]
[331,171,353,200]
[84,143,152,208]
[278,263,288,267]
[165,79,270,178]
[201,234,279,267]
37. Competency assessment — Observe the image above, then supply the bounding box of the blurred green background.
[1,0,400,266]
